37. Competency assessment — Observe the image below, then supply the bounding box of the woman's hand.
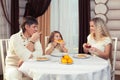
[89,47,97,52]
[83,43,91,52]
[89,44,111,59]
[88,47,98,55]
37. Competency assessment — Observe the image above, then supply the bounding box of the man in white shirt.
[5,16,43,80]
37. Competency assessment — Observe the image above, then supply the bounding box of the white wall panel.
[95,4,107,14]
[109,31,120,39]
[19,8,25,16]
[90,1,95,10]
[91,11,95,19]
[19,0,27,8]
[95,0,107,4]
[107,0,120,9]
[107,10,120,19]
[107,21,120,30]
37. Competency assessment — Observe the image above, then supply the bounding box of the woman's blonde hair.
[91,17,111,41]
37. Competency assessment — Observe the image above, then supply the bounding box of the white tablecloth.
[19,55,111,80]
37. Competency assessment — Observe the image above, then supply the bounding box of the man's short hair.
[21,16,38,33]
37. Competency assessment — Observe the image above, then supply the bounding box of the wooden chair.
[0,39,9,80]
[45,36,49,47]
[111,37,118,80]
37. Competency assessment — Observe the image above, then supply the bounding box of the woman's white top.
[87,34,112,52]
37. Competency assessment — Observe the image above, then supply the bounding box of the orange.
[58,40,63,43]
[61,58,67,64]
[67,58,73,64]
[63,55,70,59]
[61,54,73,64]
[55,39,64,43]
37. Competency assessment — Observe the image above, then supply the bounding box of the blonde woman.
[83,17,112,60]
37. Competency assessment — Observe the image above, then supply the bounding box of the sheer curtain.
[0,0,11,75]
[50,0,78,53]
[0,0,11,39]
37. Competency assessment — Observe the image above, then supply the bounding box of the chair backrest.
[111,37,118,80]
[0,39,9,79]
[45,36,49,47]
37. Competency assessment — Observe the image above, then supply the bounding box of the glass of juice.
[85,45,91,48]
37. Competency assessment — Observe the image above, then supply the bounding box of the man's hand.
[26,42,35,52]
[30,32,41,42]
[18,59,23,67]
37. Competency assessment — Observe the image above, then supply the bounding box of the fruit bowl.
[61,54,73,64]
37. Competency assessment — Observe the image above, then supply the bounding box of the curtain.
[24,0,51,18]
[78,0,90,53]
[11,0,19,35]
[0,0,11,39]
[0,0,11,24]
[0,0,19,36]
[51,0,79,53]
[37,6,50,54]
[0,0,11,75]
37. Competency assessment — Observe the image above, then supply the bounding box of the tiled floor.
[0,75,120,80]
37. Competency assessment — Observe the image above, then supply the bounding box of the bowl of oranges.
[61,54,73,64]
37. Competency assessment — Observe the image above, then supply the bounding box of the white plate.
[73,54,91,59]
[51,53,63,57]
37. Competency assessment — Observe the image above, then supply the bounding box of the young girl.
[45,31,68,55]
[83,17,112,60]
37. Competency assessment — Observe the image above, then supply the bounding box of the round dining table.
[19,54,111,80]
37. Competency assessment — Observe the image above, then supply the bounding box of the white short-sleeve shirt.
[87,34,112,52]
